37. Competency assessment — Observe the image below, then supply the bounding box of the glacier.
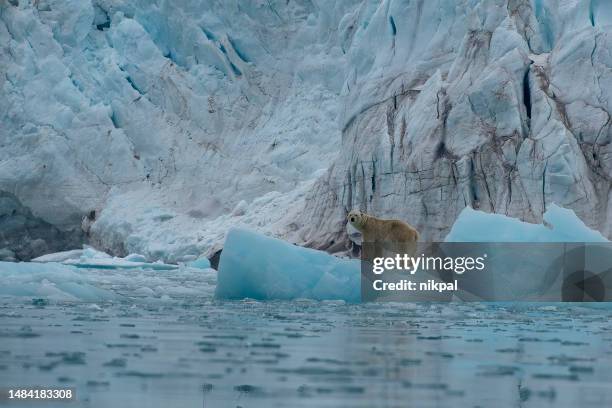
[1,0,612,262]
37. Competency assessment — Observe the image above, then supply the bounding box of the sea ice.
[0,261,117,301]
[32,246,179,270]
[0,261,216,302]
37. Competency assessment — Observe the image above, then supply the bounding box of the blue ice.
[446,204,608,243]
[188,257,211,269]
[0,261,118,301]
[215,229,361,302]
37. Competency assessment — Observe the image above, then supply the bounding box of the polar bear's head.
[347,209,366,230]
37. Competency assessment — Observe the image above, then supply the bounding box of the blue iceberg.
[215,229,360,302]
[446,204,608,243]
[187,257,211,270]
[444,205,610,302]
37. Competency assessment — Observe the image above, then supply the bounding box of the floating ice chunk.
[188,257,211,270]
[0,262,117,302]
[0,261,216,302]
[124,253,147,263]
[216,229,360,302]
[80,247,113,260]
[32,249,85,263]
[32,247,113,264]
[443,205,610,303]
[445,204,608,243]
[64,258,178,270]
[32,247,178,270]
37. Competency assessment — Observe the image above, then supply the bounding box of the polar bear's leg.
[373,242,384,259]
[361,241,384,262]
[361,241,376,262]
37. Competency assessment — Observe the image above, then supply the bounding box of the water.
[1,266,612,407]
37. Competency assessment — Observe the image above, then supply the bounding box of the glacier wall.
[1,0,611,261]
[298,0,612,249]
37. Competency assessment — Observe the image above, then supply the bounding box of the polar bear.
[347,210,419,261]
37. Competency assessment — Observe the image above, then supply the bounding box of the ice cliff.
[1,0,611,261]
[300,0,612,250]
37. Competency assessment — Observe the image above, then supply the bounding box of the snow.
[215,228,360,302]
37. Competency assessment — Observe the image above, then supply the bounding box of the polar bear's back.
[363,215,419,243]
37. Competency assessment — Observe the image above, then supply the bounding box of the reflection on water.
[1,267,612,407]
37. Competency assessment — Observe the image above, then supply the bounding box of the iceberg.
[215,229,360,302]
[445,204,609,243]
[443,205,610,302]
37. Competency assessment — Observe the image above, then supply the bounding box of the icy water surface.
[1,266,612,407]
